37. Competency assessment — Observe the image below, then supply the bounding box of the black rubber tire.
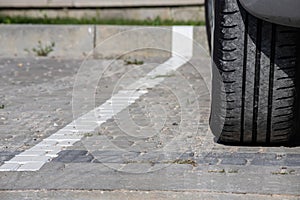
[208,0,300,145]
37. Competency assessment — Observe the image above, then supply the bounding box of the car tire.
[206,0,300,145]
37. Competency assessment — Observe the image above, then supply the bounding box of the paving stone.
[195,157,219,165]
[29,146,64,154]
[284,154,300,166]
[17,162,46,171]
[7,155,51,163]
[121,151,141,160]
[0,162,20,171]
[0,151,20,163]
[120,163,154,173]
[203,152,254,159]
[221,158,247,165]
[284,159,300,166]
[1,56,300,195]
[45,134,83,141]
[134,151,178,162]
[17,150,47,156]
[93,156,124,163]
[250,153,285,166]
[52,150,94,163]
[91,150,127,163]
[286,154,300,159]
[56,140,78,147]
[0,58,156,152]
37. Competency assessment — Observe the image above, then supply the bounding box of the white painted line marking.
[0,163,20,171]
[6,155,51,163]
[15,151,47,156]
[17,162,46,171]
[0,26,194,171]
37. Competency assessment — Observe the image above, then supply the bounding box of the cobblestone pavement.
[0,57,299,199]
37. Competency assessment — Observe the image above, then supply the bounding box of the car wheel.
[206,0,300,145]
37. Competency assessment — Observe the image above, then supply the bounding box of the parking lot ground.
[0,57,299,199]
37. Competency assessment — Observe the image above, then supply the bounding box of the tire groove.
[221,10,238,15]
[276,85,296,90]
[274,126,293,131]
[220,47,237,52]
[266,24,276,144]
[220,37,238,41]
[277,76,295,80]
[221,24,238,28]
[276,95,295,101]
[274,118,295,124]
[218,57,237,62]
[240,12,248,143]
[252,19,262,143]
[275,105,294,110]
[274,113,293,118]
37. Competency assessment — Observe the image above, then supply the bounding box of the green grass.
[0,15,205,26]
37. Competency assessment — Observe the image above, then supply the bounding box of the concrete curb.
[0,0,204,8]
[1,190,299,200]
[0,25,208,59]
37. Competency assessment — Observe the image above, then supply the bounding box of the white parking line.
[0,26,194,171]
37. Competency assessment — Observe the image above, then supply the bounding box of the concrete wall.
[0,0,204,8]
[0,0,205,22]
[0,25,208,59]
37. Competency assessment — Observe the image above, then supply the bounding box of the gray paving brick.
[286,154,300,159]
[284,159,300,166]
[203,152,256,159]
[221,158,247,165]
[92,150,125,163]
[122,151,141,160]
[178,152,195,159]
[285,154,300,166]
[52,150,94,163]
[0,162,20,171]
[135,152,179,162]
[93,156,124,163]
[250,153,285,166]
[196,157,219,165]
[120,163,154,173]
[0,151,20,163]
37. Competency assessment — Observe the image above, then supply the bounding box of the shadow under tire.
[209,0,300,145]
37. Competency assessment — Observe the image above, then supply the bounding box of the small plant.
[0,104,4,109]
[124,58,144,65]
[84,133,94,137]
[25,40,55,57]
[271,170,289,175]
[208,169,226,173]
[172,159,197,167]
[271,167,295,175]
